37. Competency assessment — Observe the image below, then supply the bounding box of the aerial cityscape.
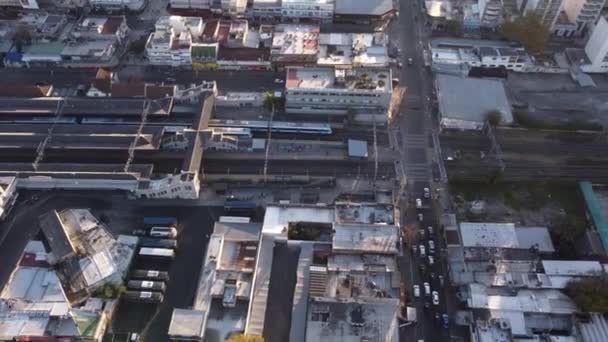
[0,0,608,341]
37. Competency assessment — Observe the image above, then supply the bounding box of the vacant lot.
[449,181,589,257]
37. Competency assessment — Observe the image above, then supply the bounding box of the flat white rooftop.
[542,260,602,276]
[286,67,391,92]
[460,222,518,248]
[271,25,319,55]
[332,223,399,254]
[262,204,334,235]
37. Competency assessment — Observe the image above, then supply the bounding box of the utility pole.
[33,99,65,170]
[124,101,150,173]
[484,120,505,172]
[263,104,274,183]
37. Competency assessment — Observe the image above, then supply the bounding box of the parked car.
[419,245,426,257]
[427,226,433,235]
[432,291,439,305]
[412,245,418,254]
[413,284,420,297]
[428,240,435,253]
[428,255,434,266]
[417,213,424,222]
[442,314,449,329]
[274,78,284,83]
[416,198,422,209]
[438,275,445,286]
[149,226,177,239]
[408,57,414,65]
[132,229,147,236]
[424,282,431,296]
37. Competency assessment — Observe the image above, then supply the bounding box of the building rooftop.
[334,202,394,225]
[304,298,399,342]
[334,0,393,16]
[514,227,555,253]
[332,223,399,254]
[460,222,518,248]
[317,33,389,67]
[271,25,319,55]
[262,204,334,235]
[347,139,368,158]
[1,267,68,311]
[168,309,205,339]
[286,67,391,92]
[541,260,602,276]
[436,74,513,129]
[39,211,75,264]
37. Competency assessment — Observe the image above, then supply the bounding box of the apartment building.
[252,0,283,19]
[221,0,248,16]
[582,16,608,72]
[519,0,565,29]
[145,16,204,66]
[90,0,145,10]
[0,0,38,8]
[479,0,503,28]
[271,24,320,66]
[281,0,335,22]
[170,0,210,9]
[564,0,606,34]
[285,67,392,115]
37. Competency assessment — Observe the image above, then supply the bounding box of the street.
[390,0,465,341]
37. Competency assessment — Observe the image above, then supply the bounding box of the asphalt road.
[389,0,464,341]
[0,68,285,93]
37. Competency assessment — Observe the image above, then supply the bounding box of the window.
[492,57,497,60]
[507,64,513,68]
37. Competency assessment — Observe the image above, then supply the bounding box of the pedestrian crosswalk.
[404,163,431,181]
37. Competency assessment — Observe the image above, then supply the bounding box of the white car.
[419,245,426,257]
[415,198,422,209]
[428,240,435,253]
[427,226,433,235]
[274,78,284,84]
[424,187,430,198]
[417,213,424,222]
[428,255,434,265]
[432,291,439,305]
[413,284,420,297]
[424,282,431,296]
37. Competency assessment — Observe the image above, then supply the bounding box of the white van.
[149,226,177,239]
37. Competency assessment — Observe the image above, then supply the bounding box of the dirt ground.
[449,181,587,233]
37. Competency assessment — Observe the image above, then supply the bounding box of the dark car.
[442,314,449,329]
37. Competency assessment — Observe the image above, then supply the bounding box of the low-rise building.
[71,16,129,44]
[252,0,283,20]
[285,67,392,116]
[435,74,513,130]
[281,0,335,22]
[0,0,39,8]
[89,0,145,11]
[333,0,395,27]
[0,176,17,220]
[146,16,204,67]
[271,24,320,67]
[317,32,389,68]
[170,0,211,9]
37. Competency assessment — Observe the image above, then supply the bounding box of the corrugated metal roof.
[580,181,608,251]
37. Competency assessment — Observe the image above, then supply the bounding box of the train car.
[208,119,332,135]
[130,269,170,281]
[127,280,166,292]
[122,291,164,303]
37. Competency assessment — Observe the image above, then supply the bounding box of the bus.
[139,237,178,249]
[138,247,175,259]
[130,269,169,281]
[122,291,164,303]
[127,280,166,292]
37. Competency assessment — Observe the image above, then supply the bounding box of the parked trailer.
[122,291,164,303]
[139,237,178,249]
[127,280,166,292]
[130,269,169,281]
[143,216,178,226]
[138,247,175,259]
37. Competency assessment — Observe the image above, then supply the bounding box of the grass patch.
[513,111,603,131]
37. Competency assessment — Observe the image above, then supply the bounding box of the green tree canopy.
[498,14,550,54]
[564,273,608,312]
[127,39,146,55]
[485,111,502,127]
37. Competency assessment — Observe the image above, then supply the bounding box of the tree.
[401,224,418,247]
[225,334,265,342]
[127,39,146,55]
[498,14,550,54]
[565,273,608,312]
[485,111,502,127]
[12,26,32,53]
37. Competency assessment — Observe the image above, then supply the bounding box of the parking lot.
[0,190,227,342]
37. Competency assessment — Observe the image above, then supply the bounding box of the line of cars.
[412,188,449,330]
[123,216,179,304]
